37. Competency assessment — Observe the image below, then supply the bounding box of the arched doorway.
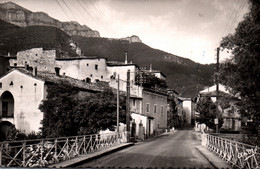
[0,91,14,118]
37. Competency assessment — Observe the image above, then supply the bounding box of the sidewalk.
[48,142,134,168]
[195,145,232,169]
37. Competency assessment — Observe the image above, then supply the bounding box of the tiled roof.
[107,61,138,67]
[16,68,106,92]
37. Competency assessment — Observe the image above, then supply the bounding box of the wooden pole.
[117,74,120,134]
[216,47,220,133]
[126,70,130,132]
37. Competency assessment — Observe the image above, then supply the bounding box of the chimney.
[125,51,128,64]
[33,67,37,76]
[55,67,60,76]
[149,64,152,72]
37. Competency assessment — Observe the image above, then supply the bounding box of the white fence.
[205,134,260,169]
[0,132,127,167]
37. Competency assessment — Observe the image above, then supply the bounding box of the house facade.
[142,88,168,136]
[0,68,103,133]
[198,84,241,131]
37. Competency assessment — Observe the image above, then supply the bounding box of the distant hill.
[0,19,76,56]
[72,36,215,97]
[0,18,215,98]
[0,1,100,37]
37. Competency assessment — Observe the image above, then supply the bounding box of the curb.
[195,146,217,168]
[48,142,134,168]
[195,145,231,169]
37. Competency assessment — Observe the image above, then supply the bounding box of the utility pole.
[126,70,130,137]
[215,47,220,133]
[117,74,120,134]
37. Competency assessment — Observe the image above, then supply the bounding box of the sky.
[1,0,249,64]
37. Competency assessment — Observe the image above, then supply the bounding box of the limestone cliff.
[120,35,142,43]
[0,2,100,37]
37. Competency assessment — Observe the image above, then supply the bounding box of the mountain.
[0,2,215,97]
[72,36,215,97]
[0,19,76,56]
[0,2,100,37]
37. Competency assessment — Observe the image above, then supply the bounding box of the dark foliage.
[219,0,260,129]
[39,83,126,137]
[195,96,223,130]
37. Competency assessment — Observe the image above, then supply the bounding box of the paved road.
[77,129,214,168]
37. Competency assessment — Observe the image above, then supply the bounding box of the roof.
[56,56,106,60]
[107,61,139,68]
[199,84,229,94]
[6,68,106,92]
[143,70,166,78]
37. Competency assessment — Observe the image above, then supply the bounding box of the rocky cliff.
[0,2,100,37]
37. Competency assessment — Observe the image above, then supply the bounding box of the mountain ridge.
[0,1,100,37]
[0,2,215,97]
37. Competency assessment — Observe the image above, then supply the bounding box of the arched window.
[0,91,14,118]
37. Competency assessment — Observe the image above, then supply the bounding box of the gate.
[0,132,126,167]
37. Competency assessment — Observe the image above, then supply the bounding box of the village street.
[77,129,214,168]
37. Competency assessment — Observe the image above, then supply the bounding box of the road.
[77,129,214,168]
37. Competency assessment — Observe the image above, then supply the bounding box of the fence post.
[75,137,78,156]
[22,141,26,167]
[54,139,57,160]
[0,143,3,166]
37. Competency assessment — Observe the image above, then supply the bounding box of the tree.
[73,88,126,135]
[219,0,260,129]
[136,73,168,90]
[39,83,79,137]
[39,83,126,137]
[195,96,223,130]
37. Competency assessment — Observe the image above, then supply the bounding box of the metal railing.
[0,132,126,167]
[206,134,260,169]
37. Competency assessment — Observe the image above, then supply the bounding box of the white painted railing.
[0,132,127,167]
[206,134,260,169]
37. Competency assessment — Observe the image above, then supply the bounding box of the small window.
[90,74,93,77]
[161,106,164,115]
[154,104,157,113]
[36,54,38,56]
[86,63,89,66]
[101,76,103,79]
[86,78,91,83]
[95,64,98,70]
[14,63,17,66]
[0,82,2,88]
[133,99,136,106]
[146,103,150,113]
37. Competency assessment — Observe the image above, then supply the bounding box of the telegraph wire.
[56,0,72,21]
[226,0,247,35]
[220,0,240,38]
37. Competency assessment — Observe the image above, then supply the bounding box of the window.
[86,63,89,66]
[90,74,93,77]
[101,75,103,79]
[161,106,164,115]
[95,64,98,70]
[154,104,157,113]
[0,82,2,88]
[146,103,150,113]
[133,99,136,106]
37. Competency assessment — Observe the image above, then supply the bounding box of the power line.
[56,0,72,21]
[221,0,240,37]
[226,0,247,34]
